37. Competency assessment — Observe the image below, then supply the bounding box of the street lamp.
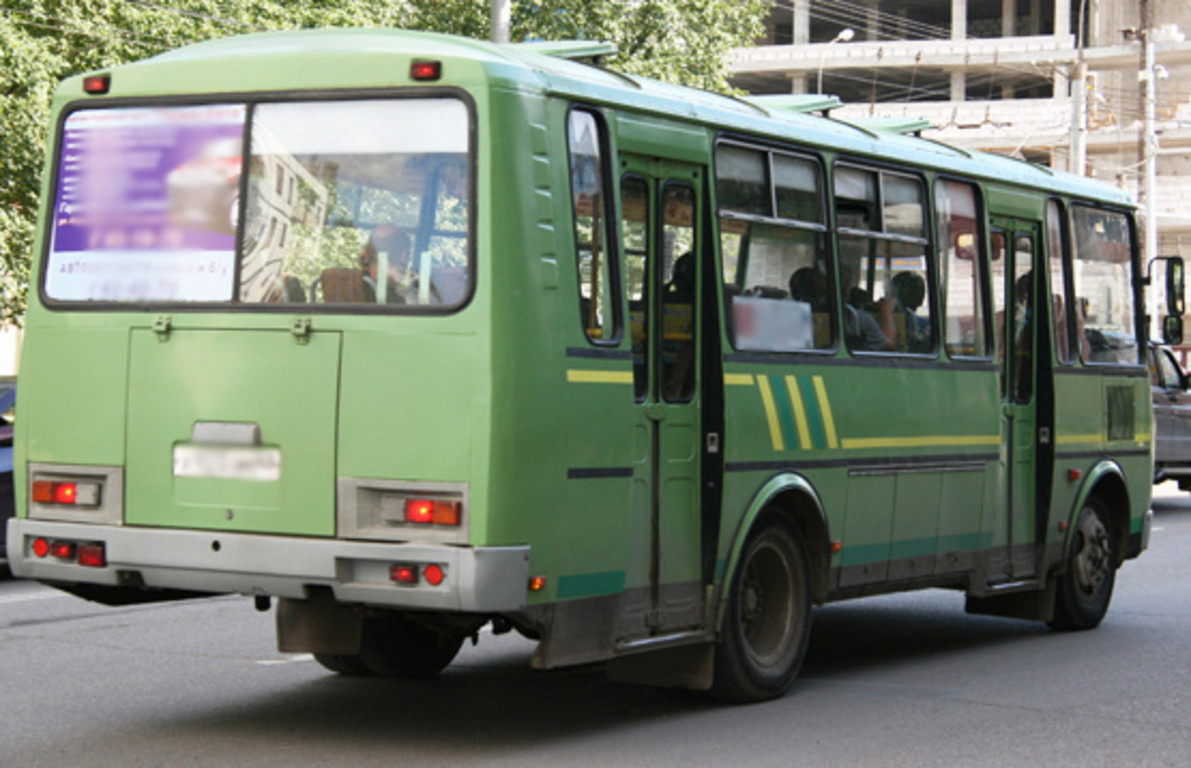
[817,27,855,95]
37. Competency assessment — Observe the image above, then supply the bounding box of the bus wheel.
[711,520,812,702]
[1049,498,1116,631]
[358,611,464,678]
[313,652,373,676]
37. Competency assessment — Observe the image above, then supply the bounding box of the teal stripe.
[769,375,799,451]
[557,570,626,599]
[797,376,827,449]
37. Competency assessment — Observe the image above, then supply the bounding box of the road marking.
[255,653,313,666]
[0,590,74,605]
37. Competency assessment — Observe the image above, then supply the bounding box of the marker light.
[78,543,107,568]
[390,564,418,585]
[83,74,111,95]
[423,564,445,586]
[410,61,442,81]
[528,576,547,592]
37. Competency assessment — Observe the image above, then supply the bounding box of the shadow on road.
[147,595,1048,753]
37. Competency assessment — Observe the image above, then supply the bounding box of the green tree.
[0,0,765,323]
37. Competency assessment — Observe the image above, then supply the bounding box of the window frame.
[1068,200,1144,368]
[40,88,479,316]
[934,175,994,361]
[832,158,937,357]
[566,104,624,346]
[714,137,837,355]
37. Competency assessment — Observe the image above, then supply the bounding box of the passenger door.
[619,157,706,637]
[991,220,1044,580]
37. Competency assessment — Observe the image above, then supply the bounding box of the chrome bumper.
[6,518,530,612]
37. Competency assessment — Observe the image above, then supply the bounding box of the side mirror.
[1166,256,1185,316]
[1163,314,1184,346]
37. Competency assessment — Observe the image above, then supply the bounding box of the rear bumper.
[6,518,530,612]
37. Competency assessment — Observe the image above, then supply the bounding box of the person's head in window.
[789,266,829,310]
[360,224,411,281]
[668,251,695,300]
[891,271,926,313]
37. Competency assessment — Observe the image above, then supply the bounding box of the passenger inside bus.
[890,271,930,352]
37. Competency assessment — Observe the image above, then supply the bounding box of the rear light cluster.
[32,480,101,507]
[390,562,446,587]
[30,537,106,567]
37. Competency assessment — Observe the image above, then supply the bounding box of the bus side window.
[1047,199,1077,364]
[1072,206,1138,365]
[567,109,621,344]
[935,179,991,358]
[836,166,934,355]
[717,143,834,353]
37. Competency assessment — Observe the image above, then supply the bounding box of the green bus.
[6,29,1172,701]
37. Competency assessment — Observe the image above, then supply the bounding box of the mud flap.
[276,595,364,654]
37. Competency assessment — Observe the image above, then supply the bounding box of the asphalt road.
[3,486,1190,766]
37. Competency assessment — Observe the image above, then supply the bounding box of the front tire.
[711,519,812,702]
[1050,498,1117,631]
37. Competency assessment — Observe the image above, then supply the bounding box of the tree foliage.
[0,0,765,323]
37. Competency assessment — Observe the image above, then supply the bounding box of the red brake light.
[49,541,77,560]
[410,61,441,81]
[78,543,107,568]
[53,482,78,505]
[390,564,418,585]
[424,564,445,586]
[406,499,434,524]
[83,74,111,95]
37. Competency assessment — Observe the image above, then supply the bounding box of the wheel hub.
[1073,509,1111,596]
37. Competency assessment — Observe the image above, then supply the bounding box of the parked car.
[1150,343,1191,488]
[0,377,14,568]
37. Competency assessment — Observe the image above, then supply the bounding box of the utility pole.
[491,0,510,44]
[1068,0,1088,176]
[1140,0,1159,333]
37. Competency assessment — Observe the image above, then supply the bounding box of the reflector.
[78,543,106,568]
[32,538,50,558]
[424,564,445,586]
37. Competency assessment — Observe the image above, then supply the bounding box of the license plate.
[173,445,282,481]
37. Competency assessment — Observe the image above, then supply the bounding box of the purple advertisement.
[47,104,247,302]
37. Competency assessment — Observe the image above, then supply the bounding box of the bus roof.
[78,28,1129,208]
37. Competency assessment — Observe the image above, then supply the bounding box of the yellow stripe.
[812,376,839,450]
[841,435,1001,450]
[756,376,785,451]
[566,369,633,384]
[724,373,755,386]
[1056,433,1105,446]
[784,376,812,450]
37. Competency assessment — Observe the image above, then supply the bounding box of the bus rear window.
[46,98,472,310]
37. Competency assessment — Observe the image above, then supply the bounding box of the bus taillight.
[31,479,102,507]
[404,499,461,526]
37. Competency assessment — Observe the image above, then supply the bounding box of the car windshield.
[46,98,472,310]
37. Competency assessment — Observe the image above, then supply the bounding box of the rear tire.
[357,612,464,678]
[1049,498,1116,631]
[711,519,812,702]
[313,652,373,676]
